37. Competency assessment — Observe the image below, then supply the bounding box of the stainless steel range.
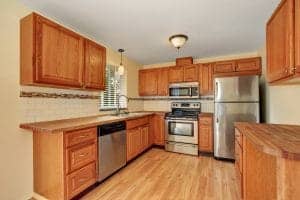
[165,102,201,156]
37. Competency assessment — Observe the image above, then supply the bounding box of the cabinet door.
[168,66,184,83]
[214,61,236,74]
[153,114,165,146]
[139,70,158,96]
[266,0,295,82]
[184,65,198,82]
[157,68,169,96]
[35,15,84,87]
[236,58,261,72]
[198,117,213,152]
[84,39,106,90]
[141,126,149,150]
[199,63,213,95]
[296,0,300,73]
[126,128,141,161]
[199,125,212,152]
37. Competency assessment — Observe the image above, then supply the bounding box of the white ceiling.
[20,0,280,64]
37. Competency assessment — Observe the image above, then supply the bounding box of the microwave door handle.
[190,88,192,97]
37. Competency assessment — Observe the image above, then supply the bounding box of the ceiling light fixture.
[118,49,125,75]
[169,34,189,50]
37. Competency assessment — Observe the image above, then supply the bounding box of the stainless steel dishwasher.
[98,121,126,182]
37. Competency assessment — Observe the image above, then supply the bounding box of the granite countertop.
[20,112,165,133]
[235,122,300,160]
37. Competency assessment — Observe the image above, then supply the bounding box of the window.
[100,65,127,110]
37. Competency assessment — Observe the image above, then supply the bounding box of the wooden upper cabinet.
[35,14,84,87]
[214,61,236,74]
[20,13,106,90]
[184,65,198,82]
[168,66,184,83]
[139,69,158,96]
[266,0,295,83]
[236,57,261,72]
[157,67,169,96]
[296,0,300,73]
[84,39,106,90]
[213,57,262,77]
[199,63,213,95]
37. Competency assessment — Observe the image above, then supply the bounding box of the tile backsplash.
[20,86,143,123]
[143,99,214,113]
[20,86,213,123]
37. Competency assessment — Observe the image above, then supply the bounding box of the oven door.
[165,119,198,144]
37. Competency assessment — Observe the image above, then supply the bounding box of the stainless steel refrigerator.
[214,75,260,159]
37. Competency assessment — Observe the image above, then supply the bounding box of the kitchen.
[1,0,300,200]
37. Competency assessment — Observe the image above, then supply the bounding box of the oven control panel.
[171,102,201,109]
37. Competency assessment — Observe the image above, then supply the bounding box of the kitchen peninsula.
[235,122,300,199]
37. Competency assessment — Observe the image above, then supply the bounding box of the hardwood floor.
[82,148,240,200]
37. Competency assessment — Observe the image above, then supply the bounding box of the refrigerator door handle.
[215,82,219,97]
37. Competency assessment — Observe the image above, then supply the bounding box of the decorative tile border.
[20,91,214,101]
[20,91,100,99]
[129,97,214,101]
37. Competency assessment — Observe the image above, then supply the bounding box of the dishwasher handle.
[98,121,126,136]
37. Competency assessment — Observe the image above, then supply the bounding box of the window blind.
[100,65,127,110]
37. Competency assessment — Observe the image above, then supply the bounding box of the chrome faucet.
[116,94,129,115]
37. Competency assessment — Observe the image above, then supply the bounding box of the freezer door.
[215,75,259,102]
[214,102,259,159]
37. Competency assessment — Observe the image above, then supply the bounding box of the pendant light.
[118,49,125,75]
[169,34,189,50]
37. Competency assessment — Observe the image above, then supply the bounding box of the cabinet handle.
[285,68,288,74]
[215,82,218,96]
[78,153,87,157]
[79,135,87,138]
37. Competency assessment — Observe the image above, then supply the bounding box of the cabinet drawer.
[65,127,97,147]
[66,162,96,199]
[126,116,149,130]
[66,143,97,174]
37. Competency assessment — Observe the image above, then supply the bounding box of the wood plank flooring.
[82,148,240,200]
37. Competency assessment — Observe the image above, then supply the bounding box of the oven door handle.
[166,119,198,123]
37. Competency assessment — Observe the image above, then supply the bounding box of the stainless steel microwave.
[169,82,199,98]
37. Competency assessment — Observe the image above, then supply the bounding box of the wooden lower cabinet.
[33,127,97,200]
[126,117,150,162]
[198,114,213,153]
[235,128,243,198]
[126,127,142,161]
[66,162,96,199]
[151,113,165,146]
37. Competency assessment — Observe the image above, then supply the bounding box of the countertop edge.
[235,122,300,160]
[20,112,160,133]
